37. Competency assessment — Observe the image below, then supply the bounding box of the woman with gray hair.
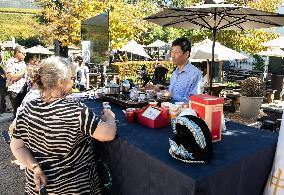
[10,56,116,194]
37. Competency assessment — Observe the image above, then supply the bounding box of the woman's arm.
[6,68,26,82]
[10,138,39,170]
[10,138,47,191]
[92,109,116,141]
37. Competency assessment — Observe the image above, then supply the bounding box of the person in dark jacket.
[0,56,6,113]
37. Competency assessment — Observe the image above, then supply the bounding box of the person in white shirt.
[5,46,27,117]
[74,56,89,91]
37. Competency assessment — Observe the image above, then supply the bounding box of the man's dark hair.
[74,56,83,63]
[172,37,191,56]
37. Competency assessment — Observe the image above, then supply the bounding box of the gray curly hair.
[37,56,76,91]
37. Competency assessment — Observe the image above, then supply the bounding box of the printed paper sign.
[142,106,161,120]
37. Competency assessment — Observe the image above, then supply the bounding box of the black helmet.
[169,115,213,163]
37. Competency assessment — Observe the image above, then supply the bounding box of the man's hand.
[33,167,47,192]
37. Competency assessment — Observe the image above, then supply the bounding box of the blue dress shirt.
[169,62,203,102]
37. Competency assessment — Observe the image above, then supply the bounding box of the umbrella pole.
[209,28,217,95]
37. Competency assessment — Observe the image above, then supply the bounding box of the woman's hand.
[33,166,47,192]
[93,109,117,141]
[101,109,115,122]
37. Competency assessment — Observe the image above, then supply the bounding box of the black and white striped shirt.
[13,98,101,194]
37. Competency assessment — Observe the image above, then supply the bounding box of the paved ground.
[0,97,25,194]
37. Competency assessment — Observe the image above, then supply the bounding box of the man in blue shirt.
[169,37,203,102]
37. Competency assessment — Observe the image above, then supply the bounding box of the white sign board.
[142,106,161,120]
[263,112,284,195]
[81,40,91,63]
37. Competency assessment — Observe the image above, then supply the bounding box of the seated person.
[139,65,151,87]
[168,37,204,102]
[152,64,168,85]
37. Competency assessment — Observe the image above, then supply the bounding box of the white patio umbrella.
[47,45,81,51]
[159,43,172,50]
[68,50,82,55]
[190,39,248,61]
[0,41,20,49]
[257,48,284,77]
[257,48,284,57]
[191,38,248,83]
[145,0,284,93]
[261,36,284,48]
[26,45,53,55]
[145,40,167,48]
[144,40,167,60]
[119,39,151,59]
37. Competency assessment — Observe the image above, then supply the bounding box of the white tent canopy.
[257,48,284,76]
[262,36,284,48]
[145,40,167,48]
[0,41,20,49]
[258,48,284,57]
[119,40,151,59]
[47,45,81,51]
[26,45,53,55]
[190,39,248,61]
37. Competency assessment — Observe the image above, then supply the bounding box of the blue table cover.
[85,99,278,195]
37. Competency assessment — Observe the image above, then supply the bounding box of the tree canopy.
[35,0,155,49]
[1,0,281,55]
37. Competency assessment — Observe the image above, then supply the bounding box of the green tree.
[33,0,282,56]
[35,0,154,50]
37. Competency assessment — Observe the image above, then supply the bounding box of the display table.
[85,99,278,195]
[204,83,227,96]
[261,102,284,122]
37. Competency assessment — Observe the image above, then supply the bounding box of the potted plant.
[240,77,265,118]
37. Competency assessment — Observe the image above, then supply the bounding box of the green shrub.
[112,61,175,81]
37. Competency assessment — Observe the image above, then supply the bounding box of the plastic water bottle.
[103,102,111,110]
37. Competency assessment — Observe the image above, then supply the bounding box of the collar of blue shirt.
[176,62,191,74]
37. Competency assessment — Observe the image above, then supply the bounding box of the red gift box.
[137,105,169,129]
[189,94,224,142]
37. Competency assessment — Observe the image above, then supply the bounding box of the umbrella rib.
[245,16,283,27]
[227,11,284,26]
[162,14,212,29]
[217,16,246,30]
[199,15,214,29]
[215,12,226,29]
[232,15,282,27]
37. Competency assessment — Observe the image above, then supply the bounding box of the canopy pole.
[209,28,217,95]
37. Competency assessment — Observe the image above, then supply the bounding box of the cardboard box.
[189,94,224,142]
[137,105,169,129]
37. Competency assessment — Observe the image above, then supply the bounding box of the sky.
[275,0,284,35]
[278,0,284,13]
